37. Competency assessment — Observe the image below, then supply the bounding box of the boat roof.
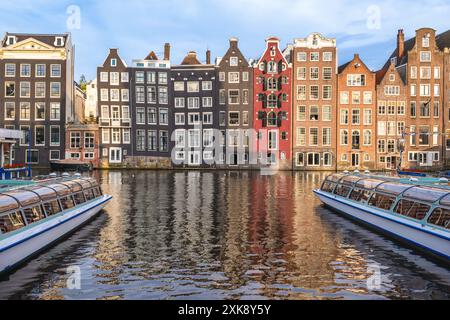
[325,173,450,204]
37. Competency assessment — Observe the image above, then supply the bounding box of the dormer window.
[391,57,397,65]
[422,35,430,48]
[6,36,16,46]
[111,58,117,67]
[54,37,64,47]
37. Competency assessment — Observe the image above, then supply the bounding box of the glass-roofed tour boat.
[314,173,450,263]
[0,176,112,275]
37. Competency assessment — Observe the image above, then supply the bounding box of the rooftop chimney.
[229,37,238,47]
[397,29,405,60]
[164,43,170,60]
[206,49,211,64]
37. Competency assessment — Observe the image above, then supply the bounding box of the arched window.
[267,111,277,126]
[363,130,372,146]
[268,94,277,108]
[268,61,277,74]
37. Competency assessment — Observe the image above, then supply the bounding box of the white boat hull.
[314,190,450,261]
[0,195,112,274]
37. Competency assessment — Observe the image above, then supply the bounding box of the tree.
[79,75,87,92]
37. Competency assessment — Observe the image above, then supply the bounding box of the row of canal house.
[95,28,450,171]
[2,29,450,171]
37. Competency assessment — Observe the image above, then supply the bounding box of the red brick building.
[253,37,292,169]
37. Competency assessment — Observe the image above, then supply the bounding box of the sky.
[1,0,450,81]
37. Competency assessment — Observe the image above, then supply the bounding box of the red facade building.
[253,37,292,169]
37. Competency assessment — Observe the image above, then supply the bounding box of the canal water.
[0,170,449,300]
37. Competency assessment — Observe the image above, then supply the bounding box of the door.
[230,153,238,166]
[188,151,200,166]
[351,153,360,167]
[111,106,120,127]
[109,147,122,164]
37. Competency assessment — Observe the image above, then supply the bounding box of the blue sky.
[1,0,450,81]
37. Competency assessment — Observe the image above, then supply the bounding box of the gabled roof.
[338,61,351,74]
[338,54,372,75]
[1,32,70,48]
[144,51,159,61]
[180,51,201,65]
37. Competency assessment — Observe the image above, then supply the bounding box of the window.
[323,128,331,146]
[100,72,108,82]
[110,72,119,85]
[188,113,200,125]
[229,90,240,104]
[175,97,185,108]
[50,150,60,161]
[229,112,239,126]
[323,52,332,61]
[297,67,306,80]
[340,109,349,125]
[202,97,213,108]
[36,64,46,77]
[297,85,306,100]
[242,90,249,104]
[419,126,429,145]
[50,82,61,98]
[322,106,331,121]
[297,52,307,61]
[434,84,440,97]
[111,128,121,144]
[35,103,45,120]
[136,86,145,103]
[434,67,440,79]
[297,106,306,121]
[159,87,168,104]
[378,139,386,153]
[147,72,156,84]
[21,64,31,77]
[111,58,117,67]
[230,56,239,66]
[110,89,120,101]
[394,200,430,221]
[352,91,361,104]
[136,71,145,83]
[228,72,239,83]
[188,97,200,109]
[427,208,450,230]
[310,85,319,100]
[340,91,349,104]
[159,108,169,125]
[160,131,168,152]
[202,81,212,91]
[310,106,319,121]
[310,52,319,61]
[5,102,15,120]
[136,130,146,151]
[175,113,185,125]
[50,103,60,120]
[34,126,45,146]
[84,132,94,149]
[148,131,157,151]
[219,89,226,104]
[363,109,372,125]
[121,89,129,102]
[420,51,431,62]
[352,109,360,125]
[267,61,277,73]
[410,101,416,117]
[310,67,319,80]
[340,130,348,145]
[378,122,386,135]
[219,111,226,126]
[70,132,81,148]
[188,129,201,148]
[323,85,332,100]
[363,130,372,146]
[296,128,306,146]
[25,150,39,164]
[100,89,108,101]
[347,74,366,86]
[309,128,318,146]
[20,82,30,98]
[187,81,199,92]
[35,82,45,98]
[420,67,431,79]
[5,63,15,77]
[158,72,168,85]
[20,102,30,120]
[420,101,430,117]
[136,107,145,124]
[147,87,156,103]
[50,126,60,146]
[219,72,225,82]
[243,72,249,82]
[147,107,157,124]
[323,67,332,80]
[121,72,129,82]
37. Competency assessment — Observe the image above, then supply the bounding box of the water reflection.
[0,170,449,300]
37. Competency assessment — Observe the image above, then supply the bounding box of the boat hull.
[314,190,450,262]
[0,195,112,275]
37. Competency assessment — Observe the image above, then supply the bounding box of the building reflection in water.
[2,170,449,300]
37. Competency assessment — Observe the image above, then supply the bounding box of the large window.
[84,132,95,149]
[70,132,81,148]
[50,103,60,120]
[148,130,157,151]
[35,126,45,146]
[50,126,60,146]
[136,130,146,151]
[35,103,45,120]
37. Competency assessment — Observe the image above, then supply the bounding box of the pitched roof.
[181,51,201,65]
[338,61,351,73]
[144,51,159,60]
[2,32,70,48]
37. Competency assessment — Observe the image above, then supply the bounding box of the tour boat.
[0,177,112,275]
[314,173,450,262]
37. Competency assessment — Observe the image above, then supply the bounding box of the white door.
[109,147,122,163]
[188,151,201,166]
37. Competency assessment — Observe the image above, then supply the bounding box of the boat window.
[349,188,372,202]
[61,181,83,193]
[24,186,57,202]
[84,189,95,201]
[43,200,61,216]
[23,206,45,224]
[0,195,20,214]
[333,184,351,198]
[394,200,430,220]
[2,190,40,208]
[326,174,346,183]
[403,187,449,203]
[368,193,396,211]
[73,192,86,205]
[0,211,25,234]
[439,194,450,207]
[341,175,361,186]
[46,183,71,197]
[427,207,450,229]
[93,187,101,198]
[355,179,384,191]
[60,196,75,210]
[321,181,336,193]
[376,182,412,196]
